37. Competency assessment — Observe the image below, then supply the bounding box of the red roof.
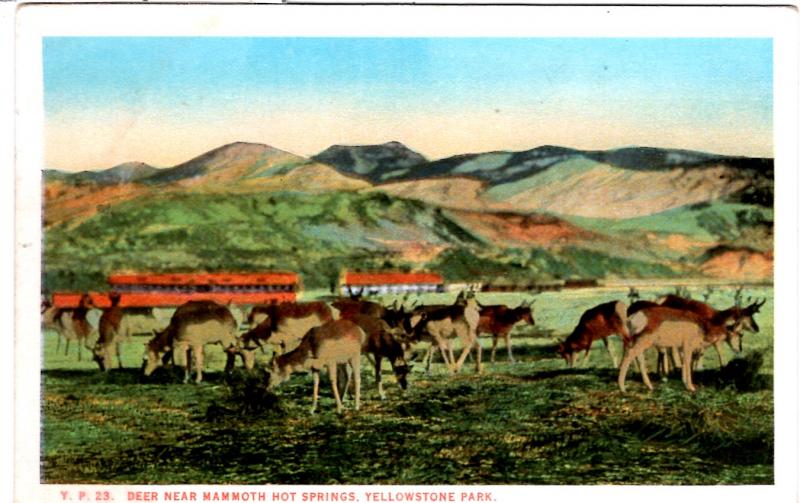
[51,290,295,308]
[108,272,299,287]
[342,271,443,286]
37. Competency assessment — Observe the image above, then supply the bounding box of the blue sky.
[43,37,773,170]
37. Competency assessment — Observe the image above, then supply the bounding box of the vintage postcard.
[13,3,799,503]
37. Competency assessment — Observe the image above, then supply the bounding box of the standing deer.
[476,300,535,363]
[619,305,760,393]
[92,292,131,371]
[268,319,365,414]
[44,294,97,361]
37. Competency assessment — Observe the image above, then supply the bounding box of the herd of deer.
[41,287,765,413]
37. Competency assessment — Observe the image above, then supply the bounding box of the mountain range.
[42,140,774,291]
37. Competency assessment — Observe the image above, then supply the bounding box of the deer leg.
[329,365,344,414]
[505,332,515,363]
[194,346,205,384]
[337,363,350,402]
[454,331,474,372]
[671,347,682,369]
[490,335,499,363]
[435,337,454,372]
[638,353,653,391]
[311,369,320,414]
[693,347,705,371]
[657,349,669,380]
[714,341,725,368]
[682,342,696,392]
[446,341,456,370]
[475,339,483,374]
[602,337,618,368]
[116,342,123,369]
[580,347,591,367]
[182,346,191,384]
[568,351,576,368]
[352,357,361,411]
[224,351,235,373]
[375,355,385,400]
[617,346,636,392]
[424,345,434,373]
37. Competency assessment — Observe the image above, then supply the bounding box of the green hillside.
[43,190,684,292]
[562,202,773,252]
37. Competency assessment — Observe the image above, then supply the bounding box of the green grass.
[563,202,773,245]
[41,286,774,484]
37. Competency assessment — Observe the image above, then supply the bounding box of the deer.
[267,319,365,414]
[44,293,97,361]
[557,300,630,368]
[657,294,765,368]
[476,300,535,363]
[348,313,412,399]
[618,304,761,393]
[92,292,132,371]
[143,300,239,384]
[240,301,333,369]
[409,291,481,373]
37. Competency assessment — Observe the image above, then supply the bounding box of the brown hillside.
[237,163,371,192]
[497,164,750,218]
[701,247,773,281]
[366,177,496,211]
[448,209,597,247]
[43,181,152,228]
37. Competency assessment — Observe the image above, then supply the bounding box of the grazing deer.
[618,305,760,392]
[240,302,333,369]
[143,300,239,383]
[268,319,365,414]
[557,301,629,368]
[657,294,765,367]
[349,314,411,399]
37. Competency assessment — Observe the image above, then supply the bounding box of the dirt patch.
[369,238,448,262]
[449,210,597,247]
[701,248,773,281]
[44,181,153,228]
[662,234,711,253]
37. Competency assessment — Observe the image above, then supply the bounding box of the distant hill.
[141,142,309,185]
[45,162,160,185]
[370,144,771,187]
[47,141,370,194]
[43,142,371,227]
[42,140,774,289]
[311,141,428,183]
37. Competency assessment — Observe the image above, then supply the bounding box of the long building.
[338,270,445,296]
[50,271,300,307]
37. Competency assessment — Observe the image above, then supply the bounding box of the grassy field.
[41,286,774,485]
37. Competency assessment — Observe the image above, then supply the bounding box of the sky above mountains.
[44,37,773,170]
